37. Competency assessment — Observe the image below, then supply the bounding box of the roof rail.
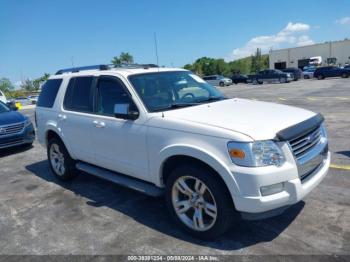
[55,64,109,75]
[55,63,159,75]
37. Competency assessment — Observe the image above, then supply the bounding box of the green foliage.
[33,73,50,90]
[0,78,14,92]
[183,54,269,76]
[111,52,134,66]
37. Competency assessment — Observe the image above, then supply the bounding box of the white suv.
[36,65,330,239]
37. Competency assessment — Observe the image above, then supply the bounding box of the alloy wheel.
[50,143,65,176]
[172,176,217,231]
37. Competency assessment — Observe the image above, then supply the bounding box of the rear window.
[37,79,63,108]
[63,77,94,113]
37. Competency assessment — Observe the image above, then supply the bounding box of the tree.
[33,73,50,90]
[0,78,14,92]
[111,52,134,66]
[20,79,35,91]
[251,48,263,73]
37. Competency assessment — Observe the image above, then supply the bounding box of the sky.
[1,0,350,85]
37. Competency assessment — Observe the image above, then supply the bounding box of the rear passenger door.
[60,76,96,164]
[90,75,149,181]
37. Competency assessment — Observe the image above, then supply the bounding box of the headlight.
[24,118,32,127]
[228,140,285,167]
[320,123,327,143]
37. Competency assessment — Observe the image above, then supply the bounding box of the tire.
[341,73,349,78]
[219,82,225,87]
[47,137,77,181]
[252,79,258,85]
[279,77,286,83]
[165,164,235,239]
[317,74,324,80]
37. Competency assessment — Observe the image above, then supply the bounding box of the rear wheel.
[47,137,77,181]
[341,72,349,78]
[166,165,235,239]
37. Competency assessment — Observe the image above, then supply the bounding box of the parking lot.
[0,78,349,255]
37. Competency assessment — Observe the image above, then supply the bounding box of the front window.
[0,102,10,113]
[128,71,225,112]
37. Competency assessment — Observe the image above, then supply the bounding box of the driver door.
[90,75,150,181]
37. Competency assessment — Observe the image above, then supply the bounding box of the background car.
[303,68,316,79]
[282,68,303,81]
[231,73,248,84]
[202,75,232,86]
[248,69,293,84]
[0,101,35,150]
[14,96,32,106]
[28,95,39,104]
[314,66,350,80]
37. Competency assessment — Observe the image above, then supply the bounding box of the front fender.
[154,144,240,199]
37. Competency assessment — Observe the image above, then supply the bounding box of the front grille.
[0,123,24,136]
[288,126,322,160]
[0,137,24,148]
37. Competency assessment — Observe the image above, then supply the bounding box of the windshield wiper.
[152,102,199,112]
[196,96,226,103]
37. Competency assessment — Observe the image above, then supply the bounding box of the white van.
[0,90,7,104]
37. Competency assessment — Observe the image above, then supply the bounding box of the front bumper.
[232,150,330,216]
[0,124,35,149]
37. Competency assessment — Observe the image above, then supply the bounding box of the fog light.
[260,183,284,196]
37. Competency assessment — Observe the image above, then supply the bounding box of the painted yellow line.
[335,97,349,100]
[330,164,350,171]
[307,97,317,101]
[278,97,287,101]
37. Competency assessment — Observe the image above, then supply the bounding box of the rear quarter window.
[37,79,63,108]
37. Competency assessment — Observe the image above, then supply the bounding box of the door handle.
[58,114,67,121]
[93,120,105,128]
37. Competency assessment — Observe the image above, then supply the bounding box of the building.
[269,39,350,70]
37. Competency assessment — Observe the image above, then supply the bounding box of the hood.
[0,111,26,126]
[163,98,316,140]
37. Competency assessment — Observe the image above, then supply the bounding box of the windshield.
[0,102,10,113]
[129,71,225,112]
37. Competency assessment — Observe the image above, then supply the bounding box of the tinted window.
[37,79,62,108]
[96,77,134,116]
[64,77,93,113]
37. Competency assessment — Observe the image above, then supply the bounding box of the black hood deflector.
[276,113,324,141]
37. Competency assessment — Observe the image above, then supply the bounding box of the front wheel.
[341,73,349,78]
[219,82,225,87]
[166,165,235,239]
[47,138,77,181]
[279,77,286,83]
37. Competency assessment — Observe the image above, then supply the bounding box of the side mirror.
[114,103,139,120]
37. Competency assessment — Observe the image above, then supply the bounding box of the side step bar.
[76,162,164,197]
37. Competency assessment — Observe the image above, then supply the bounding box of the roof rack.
[55,63,159,75]
[55,65,109,75]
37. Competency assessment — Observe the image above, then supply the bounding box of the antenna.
[70,56,75,68]
[154,32,159,71]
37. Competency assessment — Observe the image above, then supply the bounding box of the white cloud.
[296,35,315,46]
[226,22,313,61]
[335,17,350,25]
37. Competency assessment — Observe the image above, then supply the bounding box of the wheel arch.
[157,145,240,207]
[45,126,75,159]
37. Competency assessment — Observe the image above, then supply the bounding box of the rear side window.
[37,79,62,108]
[63,77,94,113]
